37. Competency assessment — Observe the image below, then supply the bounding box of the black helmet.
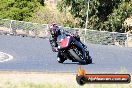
[49,23,61,36]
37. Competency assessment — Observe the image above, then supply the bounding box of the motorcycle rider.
[49,23,61,52]
[49,23,86,52]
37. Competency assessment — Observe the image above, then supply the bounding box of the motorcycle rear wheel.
[86,58,92,64]
[85,51,92,64]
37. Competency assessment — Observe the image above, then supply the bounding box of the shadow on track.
[63,62,79,65]
[62,62,95,65]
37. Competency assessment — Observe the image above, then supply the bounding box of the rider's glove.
[52,47,58,52]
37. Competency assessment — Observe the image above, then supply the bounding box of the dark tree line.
[0,0,45,21]
[57,0,132,32]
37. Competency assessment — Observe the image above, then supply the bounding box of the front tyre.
[69,49,86,64]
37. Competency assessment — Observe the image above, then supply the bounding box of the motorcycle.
[56,33,92,64]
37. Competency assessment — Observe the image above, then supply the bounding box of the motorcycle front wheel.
[69,49,86,64]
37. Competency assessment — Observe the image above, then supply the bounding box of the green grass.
[0,80,131,88]
[0,68,131,88]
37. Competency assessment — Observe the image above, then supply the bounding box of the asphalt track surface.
[0,35,132,73]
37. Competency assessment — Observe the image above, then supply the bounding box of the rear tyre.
[86,58,92,64]
[85,51,92,64]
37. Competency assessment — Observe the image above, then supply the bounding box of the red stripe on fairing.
[60,38,69,48]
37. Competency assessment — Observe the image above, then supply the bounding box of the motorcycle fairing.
[60,36,70,48]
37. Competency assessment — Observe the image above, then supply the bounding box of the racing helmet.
[49,23,61,36]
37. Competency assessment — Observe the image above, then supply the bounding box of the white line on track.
[0,52,13,62]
